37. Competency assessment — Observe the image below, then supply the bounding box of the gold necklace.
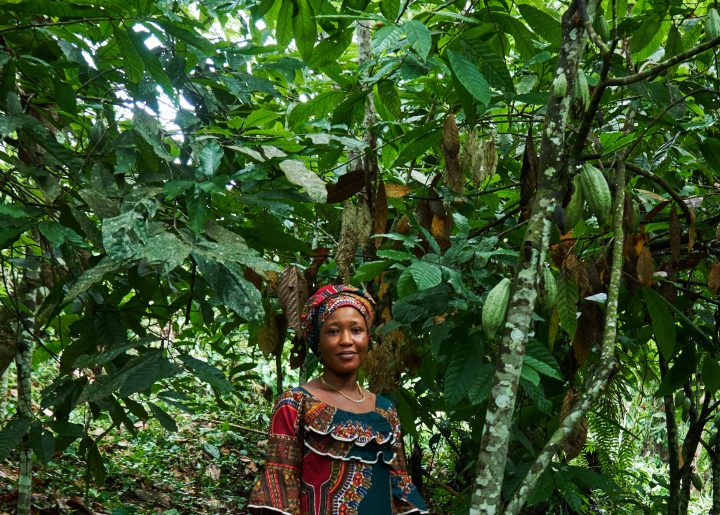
[320,376,366,404]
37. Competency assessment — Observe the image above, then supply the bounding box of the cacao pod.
[564,175,585,230]
[482,278,511,339]
[707,8,720,40]
[691,471,703,491]
[580,163,612,224]
[595,15,610,41]
[714,412,720,426]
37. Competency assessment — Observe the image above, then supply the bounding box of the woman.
[248,285,428,514]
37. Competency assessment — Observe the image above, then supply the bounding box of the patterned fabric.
[301,285,376,355]
[248,387,428,515]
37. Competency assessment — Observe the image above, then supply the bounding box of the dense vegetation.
[1,0,720,513]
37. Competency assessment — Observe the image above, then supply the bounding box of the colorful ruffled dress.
[248,387,428,515]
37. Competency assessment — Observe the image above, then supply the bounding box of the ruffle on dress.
[302,394,398,465]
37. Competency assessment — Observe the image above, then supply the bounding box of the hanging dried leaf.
[669,203,682,263]
[520,127,539,221]
[482,132,498,180]
[573,260,592,298]
[305,248,330,286]
[326,169,366,203]
[289,335,306,369]
[564,415,588,461]
[278,265,308,335]
[442,114,463,194]
[373,178,388,248]
[395,214,410,235]
[636,247,655,286]
[659,264,677,303]
[415,199,433,234]
[441,114,460,159]
[709,263,720,294]
[572,303,603,366]
[548,306,559,351]
[385,183,413,198]
[461,130,482,185]
[335,200,373,281]
[560,387,576,421]
[688,208,696,251]
[257,313,281,356]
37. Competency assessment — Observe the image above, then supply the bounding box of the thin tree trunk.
[0,367,8,420]
[14,248,39,515]
[660,354,681,515]
[470,2,598,512]
[712,432,720,514]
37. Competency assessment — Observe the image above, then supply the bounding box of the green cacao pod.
[580,163,612,224]
[552,73,567,97]
[540,268,557,310]
[714,412,720,426]
[482,278,511,339]
[682,397,691,421]
[691,471,703,491]
[594,15,610,42]
[574,70,590,108]
[564,175,585,230]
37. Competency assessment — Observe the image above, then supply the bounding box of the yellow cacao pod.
[482,278,511,339]
[580,163,611,225]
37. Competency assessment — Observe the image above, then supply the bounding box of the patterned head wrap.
[301,285,376,355]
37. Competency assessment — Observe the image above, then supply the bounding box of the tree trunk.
[470,2,598,512]
[14,250,39,515]
[712,432,720,514]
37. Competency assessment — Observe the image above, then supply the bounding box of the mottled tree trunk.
[14,250,39,515]
[712,434,720,514]
[469,2,598,513]
[0,368,8,420]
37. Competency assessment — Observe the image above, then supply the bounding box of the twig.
[422,469,458,497]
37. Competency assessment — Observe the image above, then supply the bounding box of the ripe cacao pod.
[564,175,585,230]
[482,278,511,339]
[580,163,612,224]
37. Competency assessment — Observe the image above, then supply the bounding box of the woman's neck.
[321,369,359,391]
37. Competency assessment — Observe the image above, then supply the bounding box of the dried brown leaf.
[636,246,655,286]
[572,303,603,366]
[574,260,591,298]
[564,415,588,461]
[373,179,388,248]
[415,199,432,234]
[560,387,576,421]
[326,169,365,203]
[336,200,372,281]
[278,265,308,335]
[385,183,413,198]
[441,114,460,158]
[395,215,410,235]
[669,203,682,263]
[257,313,281,356]
[709,263,720,294]
[688,208,696,251]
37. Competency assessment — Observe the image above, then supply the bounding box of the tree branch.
[606,36,720,86]
[577,0,609,54]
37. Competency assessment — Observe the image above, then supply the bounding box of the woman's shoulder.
[373,392,396,411]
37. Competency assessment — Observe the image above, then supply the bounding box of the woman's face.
[317,306,369,376]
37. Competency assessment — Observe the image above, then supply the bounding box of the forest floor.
[0,408,267,514]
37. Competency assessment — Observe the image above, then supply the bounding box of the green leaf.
[156,21,215,55]
[133,109,173,161]
[380,0,400,20]
[0,417,31,459]
[148,402,178,432]
[179,354,235,394]
[81,437,106,485]
[657,347,697,397]
[199,141,223,178]
[404,20,431,59]
[262,146,327,202]
[194,254,265,322]
[521,363,540,386]
[353,260,392,282]
[372,25,403,54]
[642,287,676,359]
[164,179,195,200]
[523,355,563,381]
[447,50,490,106]
[556,275,579,338]
[126,27,174,97]
[288,91,346,130]
[703,357,720,393]
[629,13,662,55]
[186,190,209,237]
[396,268,417,299]
[112,25,144,83]
[408,261,441,290]
[63,257,123,304]
[293,0,317,61]
[468,363,495,405]
[444,349,483,405]
[276,0,294,46]
[29,426,55,465]
[38,221,85,250]
[517,4,561,46]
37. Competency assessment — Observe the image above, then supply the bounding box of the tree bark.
[712,431,720,514]
[470,2,598,512]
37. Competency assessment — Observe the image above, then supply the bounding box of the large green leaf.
[194,254,265,322]
[447,50,490,106]
[148,402,178,432]
[63,257,124,304]
[408,261,442,290]
[556,275,579,339]
[179,354,235,393]
[404,20,431,59]
[293,0,317,61]
[517,4,561,46]
[642,287,676,359]
[0,417,31,459]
